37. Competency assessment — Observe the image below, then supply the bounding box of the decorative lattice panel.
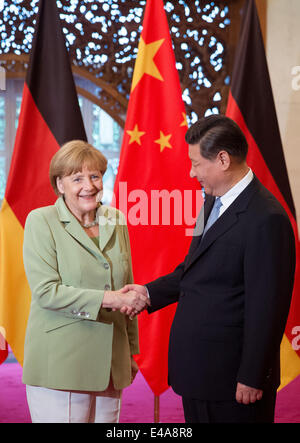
[0,0,243,126]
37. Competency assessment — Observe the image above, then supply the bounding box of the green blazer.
[22,197,139,392]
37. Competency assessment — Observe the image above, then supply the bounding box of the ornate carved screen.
[0,0,244,127]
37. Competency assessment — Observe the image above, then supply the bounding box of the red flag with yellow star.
[113,0,200,395]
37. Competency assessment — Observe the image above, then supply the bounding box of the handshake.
[103,284,150,319]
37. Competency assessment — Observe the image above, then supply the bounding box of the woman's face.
[57,164,103,218]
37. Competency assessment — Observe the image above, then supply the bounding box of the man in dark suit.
[122,115,296,423]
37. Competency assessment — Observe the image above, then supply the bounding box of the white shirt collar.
[219,168,254,215]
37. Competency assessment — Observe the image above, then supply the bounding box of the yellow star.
[155,131,172,153]
[131,37,165,92]
[180,112,188,128]
[126,124,146,145]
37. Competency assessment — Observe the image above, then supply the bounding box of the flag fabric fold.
[113,0,200,396]
[0,0,86,365]
[226,0,300,388]
[0,332,8,365]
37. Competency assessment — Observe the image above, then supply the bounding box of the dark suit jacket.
[146,176,296,401]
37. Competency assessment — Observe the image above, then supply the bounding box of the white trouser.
[26,381,122,423]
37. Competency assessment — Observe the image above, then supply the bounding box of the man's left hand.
[236,382,263,404]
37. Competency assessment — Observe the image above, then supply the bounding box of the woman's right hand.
[102,289,148,317]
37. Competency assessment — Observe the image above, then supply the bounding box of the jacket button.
[79,312,90,318]
[104,284,110,290]
[103,263,109,270]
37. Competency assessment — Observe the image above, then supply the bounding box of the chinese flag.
[114,0,200,395]
[226,0,300,388]
[0,0,86,365]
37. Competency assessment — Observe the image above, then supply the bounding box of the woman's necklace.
[82,219,98,229]
[81,211,98,229]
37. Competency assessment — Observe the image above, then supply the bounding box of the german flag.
[0,0,86,365]
[226,0,300,388]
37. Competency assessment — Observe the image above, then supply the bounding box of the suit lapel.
[55,198,115,256]
[96,204,117,252]
[185,194,214,267]
[185,177,260,272]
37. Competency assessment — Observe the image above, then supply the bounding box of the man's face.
[188,143,223,196]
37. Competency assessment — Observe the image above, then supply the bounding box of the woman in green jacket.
[22,140,147,423]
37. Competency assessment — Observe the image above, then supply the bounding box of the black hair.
[185,115,248,161]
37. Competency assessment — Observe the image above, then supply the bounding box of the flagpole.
[154,395,160,423]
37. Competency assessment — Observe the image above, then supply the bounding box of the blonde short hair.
[49,140,108,195]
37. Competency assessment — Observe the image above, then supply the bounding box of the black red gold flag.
[0,0,86,364]
[226,0,300,388]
